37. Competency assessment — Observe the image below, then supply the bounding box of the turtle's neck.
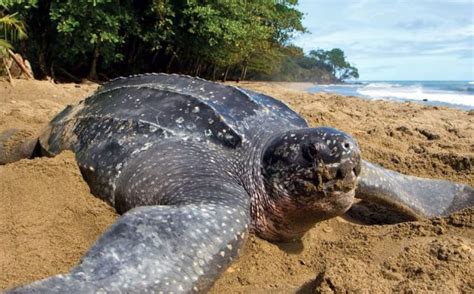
[241,126,338,242]
[238,126,297,242]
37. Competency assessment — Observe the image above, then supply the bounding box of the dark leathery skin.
[7,73,473,293]
[10,74,312,293]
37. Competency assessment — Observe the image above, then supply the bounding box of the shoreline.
[305,81,474,111]
[234,80,474,111]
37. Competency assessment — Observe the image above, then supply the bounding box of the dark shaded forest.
[1,0,358,83]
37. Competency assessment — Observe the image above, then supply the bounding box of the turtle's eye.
[302,144,317,162]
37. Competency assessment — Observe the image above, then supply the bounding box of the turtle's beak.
[307,131,361,194]
[321,159,360,194]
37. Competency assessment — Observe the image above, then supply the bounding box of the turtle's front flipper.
[355,160,474,218]
[9,201,250,292]
[0,129,40,164]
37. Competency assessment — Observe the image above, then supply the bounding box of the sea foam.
[357,84,474,107]
[308,81,474,109]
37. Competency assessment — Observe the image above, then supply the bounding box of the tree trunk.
[88,43,100,81]
[194,57,201,77]
[50,63,55,81]
[34,0,53,78]
[166,53,176,73]
[223,66,230,82]
[131,43,143,73]
[183,58,192,75]
[7,49,34,79]
[212,65,217,81]
[127,37,138,66]
[240,63,248,81]
[38,41,49,78]
[151,51,159,66]
[202,63,212,77]
[195,63,202,77]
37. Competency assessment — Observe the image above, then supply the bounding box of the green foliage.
[0,0,37,10]
[0,0,359,82]
[49,0,133,78]
[256,47,359,83]
[310,48,359,80]
[174,0,294,74]
[0,12,27,56]
[138,0,174,52]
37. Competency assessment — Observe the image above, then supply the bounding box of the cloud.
[360,65,394,72]
[295,23,474,58]
[294,0,474,80]
[295,14,474,56]
[395,19,439,30]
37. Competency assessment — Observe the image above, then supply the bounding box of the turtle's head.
[260,127,361,241]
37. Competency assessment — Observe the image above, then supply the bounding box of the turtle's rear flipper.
[0,129,41,164]
[354,160,474,220]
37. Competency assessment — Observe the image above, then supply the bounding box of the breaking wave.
[308,81,474,109]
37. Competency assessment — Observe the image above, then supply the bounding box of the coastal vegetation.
[0,13,26,54]
[2,0,358,83]
[0,12,28,80]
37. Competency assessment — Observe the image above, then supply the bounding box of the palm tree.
[0,12,28,82]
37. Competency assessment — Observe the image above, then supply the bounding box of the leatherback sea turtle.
[2,73,473,293]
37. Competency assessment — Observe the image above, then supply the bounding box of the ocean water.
[307,81,474,110]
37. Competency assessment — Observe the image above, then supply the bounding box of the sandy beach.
[0,79,473,292]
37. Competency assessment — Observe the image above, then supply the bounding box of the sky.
[293,0,474,81]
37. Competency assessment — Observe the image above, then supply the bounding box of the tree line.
[1,0,358,83]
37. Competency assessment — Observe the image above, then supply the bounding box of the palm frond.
[0,13,27,43]
[0,38,13,57]
[0,39,12,48]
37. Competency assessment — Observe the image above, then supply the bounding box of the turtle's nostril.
[353,167,359,176]
[335,168,344,180]
[303,144,318,161]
